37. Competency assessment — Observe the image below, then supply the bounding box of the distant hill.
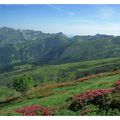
[0,27,120,71]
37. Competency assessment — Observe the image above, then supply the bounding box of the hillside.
[0,27,120,116]
[1,4,120,117]
[0,68,120,115]
[0,57,120,86]
[0,56,119,115]
[0,27,120,71]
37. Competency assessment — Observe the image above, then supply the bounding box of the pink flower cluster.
[16,105,53,116]
[114,80,120,86]
[74,88,113,101]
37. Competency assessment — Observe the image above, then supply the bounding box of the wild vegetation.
[13,74,35,96]
[0,27,120,115]
[0,57,119,115]
[0,57,120,86]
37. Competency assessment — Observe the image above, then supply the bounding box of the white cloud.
[46,4,75,16]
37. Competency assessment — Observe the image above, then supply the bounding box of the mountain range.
[0,27,120,71]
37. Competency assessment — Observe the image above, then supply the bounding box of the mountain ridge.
[0,27,120,71]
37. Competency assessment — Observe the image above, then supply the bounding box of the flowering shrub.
[40,107,53,116]
[74,88,113,100]
[68,88,113,111]
[114,80,120,86]
[112,80,120,93]
[16,105,53,116]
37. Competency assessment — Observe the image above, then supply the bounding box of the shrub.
[80,104,99,115]
[68,88,113,111]
[114,80,120,87]
[97,108,120,116]
[0,86,20,104]
[99,93,120,110]
[16,105,54,116]
[74,88,113,101]
[13,74,35,96]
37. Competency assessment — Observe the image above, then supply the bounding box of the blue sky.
[0,4,120,35]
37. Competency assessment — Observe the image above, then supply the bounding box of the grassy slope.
[0,70,120,115]
[0,57,120,86]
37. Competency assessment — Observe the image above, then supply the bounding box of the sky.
[0,4,120,35]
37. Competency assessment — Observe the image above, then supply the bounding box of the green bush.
[97,108,120,116]
[13,74,35,96]
[0,86,19,104]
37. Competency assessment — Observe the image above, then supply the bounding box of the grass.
[0,70,119,115]
[0,57,120,115]
[0,57,120,86]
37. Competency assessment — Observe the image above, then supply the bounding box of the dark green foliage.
[0,27,120,71]
[112,36,120,45]
[0,57,120,86]
[13,74,35,96]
